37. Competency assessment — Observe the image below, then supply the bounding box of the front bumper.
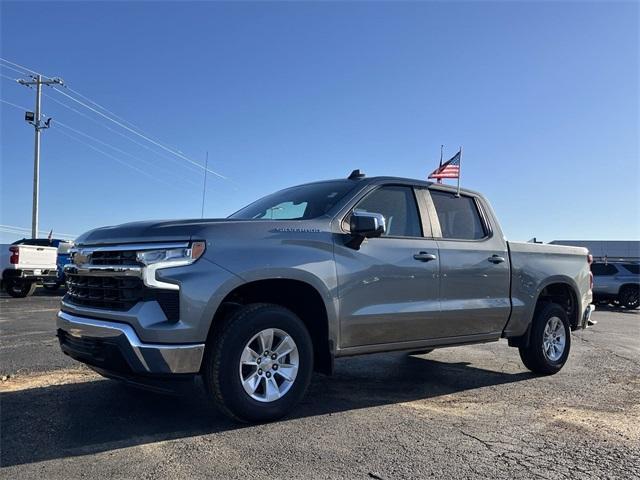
[56,310,205,375]
[3,268,57,281]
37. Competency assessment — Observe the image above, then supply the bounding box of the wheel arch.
[618,282,639,295]
[205,277,335,375]
[508,278,580,348]
[534,280,580,328]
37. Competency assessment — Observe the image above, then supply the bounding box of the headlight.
[136,241,206,267]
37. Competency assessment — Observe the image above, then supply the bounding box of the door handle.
[414,252,437,262]
[488,255,506,264]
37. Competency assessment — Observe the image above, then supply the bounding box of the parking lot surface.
[1,289,639,479]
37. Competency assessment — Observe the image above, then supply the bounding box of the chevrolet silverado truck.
[1,241,58,297]
[57,171,594,422]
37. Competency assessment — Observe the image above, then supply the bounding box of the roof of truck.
[297,172,481,197]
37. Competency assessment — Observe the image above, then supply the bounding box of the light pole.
[18,74,63,238]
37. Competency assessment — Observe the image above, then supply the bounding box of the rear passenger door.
[427,188,511,338]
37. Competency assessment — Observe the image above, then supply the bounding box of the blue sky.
[1,1,638,243]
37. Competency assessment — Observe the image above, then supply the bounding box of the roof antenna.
[348,169,365,180]
[201,151,208,218]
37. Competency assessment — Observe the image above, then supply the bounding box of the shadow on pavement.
[0,287,65,300]
[0,354,534,467]
[593,303,639,315]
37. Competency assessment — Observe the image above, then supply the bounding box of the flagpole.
[438,145,443,184]
[456,146,462,196]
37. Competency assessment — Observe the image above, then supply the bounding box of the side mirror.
[346,211,385,249]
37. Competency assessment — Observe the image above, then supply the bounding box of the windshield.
[230,181,356,220]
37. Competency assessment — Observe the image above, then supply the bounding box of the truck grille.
[64,273,179,320]
[89,250,142,266]
[65,273,143,311]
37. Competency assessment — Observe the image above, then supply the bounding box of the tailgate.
[15,245,58,269]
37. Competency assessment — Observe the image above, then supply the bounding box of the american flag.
[429,150,461,180]
[429,151,462,180]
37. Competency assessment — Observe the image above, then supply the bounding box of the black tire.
[42,282,61,291]
[519,303,571,375]
[203,303,314,423]
[619,286,639,310]
[4,280,36,298]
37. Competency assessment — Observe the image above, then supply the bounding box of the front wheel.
[202,303,313,423]
[4,279,37,298]
[519,303,571,375]
[619,286,639,310]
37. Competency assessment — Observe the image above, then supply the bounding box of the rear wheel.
[203,303,313,423]
[619,286,639,310]
[519,303,571,375]
[4,279,36,298]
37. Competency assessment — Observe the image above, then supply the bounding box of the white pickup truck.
[1,240,58,297]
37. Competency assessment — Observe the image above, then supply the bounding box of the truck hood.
[75,219,249,246]
[74,218,330,246]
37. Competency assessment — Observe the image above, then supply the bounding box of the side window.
[352,186,422,238]
[430,190,486,240]
[591,263,619,276]
[622,264,639,274]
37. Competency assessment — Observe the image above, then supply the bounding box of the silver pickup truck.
[57,171,594,422]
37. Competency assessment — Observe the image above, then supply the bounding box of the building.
[550,240,640,263]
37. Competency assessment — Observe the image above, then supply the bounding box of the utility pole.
[18,74,64,238]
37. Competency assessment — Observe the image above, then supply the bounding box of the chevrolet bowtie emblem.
[74,250,91,265]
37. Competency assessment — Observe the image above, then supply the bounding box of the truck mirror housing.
[350,211,386,238]
[347,211,386,249]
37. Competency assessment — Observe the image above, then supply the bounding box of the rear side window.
[430,190,486,240]
[353,185,422,237]
[591,263,618,276]
[622,264,640,274]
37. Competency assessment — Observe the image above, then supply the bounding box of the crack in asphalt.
[576,335,640,366]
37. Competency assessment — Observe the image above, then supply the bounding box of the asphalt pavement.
[1,288,638,479]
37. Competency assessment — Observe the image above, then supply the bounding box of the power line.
[0,58,45,77]
[0,224,76,238]
[51,86,228,180]
[0,98,198,188]
[64,85,144,132]
[1,58,231,183]
[0,63,31,76]
[0,72,20,82]
[2,97,202,189]
[42,91,204,176]
[0,98,29,110]
[4,81,213,184]
[0,91,212,190]
[54,120,201,187]
[55,128,193,192]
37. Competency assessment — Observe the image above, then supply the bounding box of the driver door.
[334,185,441,348]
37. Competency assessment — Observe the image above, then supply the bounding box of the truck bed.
[504,241,591,337]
